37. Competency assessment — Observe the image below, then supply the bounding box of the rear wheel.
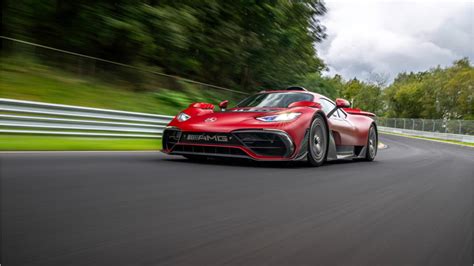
[307,114,328,167]
[365,124,377,161]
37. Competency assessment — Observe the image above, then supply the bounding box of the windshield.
[235,93,314,108]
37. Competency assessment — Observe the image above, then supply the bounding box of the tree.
[340,78,382,115]
[299,73,341,99]
[2,0,328,92]
[384,58,474,119]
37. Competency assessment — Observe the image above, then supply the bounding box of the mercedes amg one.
[162,86,378,166]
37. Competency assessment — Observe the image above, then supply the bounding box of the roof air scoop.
[286,86,308,91]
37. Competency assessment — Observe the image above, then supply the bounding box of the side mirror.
[335,98,351,108]
[288,101,321,109]
[327,98,351,118]
[190,102,215,109]
[219,100,229,111]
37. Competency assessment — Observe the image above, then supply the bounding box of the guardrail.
[376,117,474,135]
[1,98,473,143]
[376,117,474,143]
[378,126,474,143]
[0,98,173,138]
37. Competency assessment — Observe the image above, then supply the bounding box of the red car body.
[162,87,377,163]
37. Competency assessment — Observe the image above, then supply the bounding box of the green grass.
[0,56,243,151]
[0,134,162,151]
[380,131,474,147]
[0,56,240,115]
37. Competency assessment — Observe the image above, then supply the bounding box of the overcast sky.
[316,0,473,83]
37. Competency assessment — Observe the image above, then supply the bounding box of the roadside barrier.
[0,98,173,138]
[1,98,472,143]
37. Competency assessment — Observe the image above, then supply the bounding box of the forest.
[1,0,473,119]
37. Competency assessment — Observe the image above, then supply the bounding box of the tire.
[307,114,328,167]
[364,124,377,161]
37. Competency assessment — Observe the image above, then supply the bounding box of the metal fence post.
[458,120,462,134]
[422,119,425,131]
[412,119,415,130]
[403,119,406,129]
[432,120,435,132]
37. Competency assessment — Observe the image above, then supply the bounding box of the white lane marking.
[378,142,388,149]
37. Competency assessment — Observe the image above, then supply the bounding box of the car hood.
[171,108,289,132]
[227,107,286,113]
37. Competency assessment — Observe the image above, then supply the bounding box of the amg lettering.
[186,134,229,142]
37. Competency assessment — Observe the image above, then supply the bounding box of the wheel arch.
[314,110,330,136]
[314,110,337,161]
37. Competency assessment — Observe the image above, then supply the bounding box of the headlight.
[176,112,191,122]
[256,112,301,122]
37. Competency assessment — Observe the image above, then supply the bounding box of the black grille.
[172,144,248,157]
[179,132,240,145]
[233,131,292,157]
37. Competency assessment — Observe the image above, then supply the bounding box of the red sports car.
[162,86,378,166]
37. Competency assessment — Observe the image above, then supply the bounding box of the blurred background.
[0,0,473,150]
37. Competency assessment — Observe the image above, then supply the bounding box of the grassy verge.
[0,56,240,115]
[380,131,474,147]
[0,135,162,151]
[0,56,243,151]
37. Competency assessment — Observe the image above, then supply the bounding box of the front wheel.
[364,124,377,161]
[307,114,328,167]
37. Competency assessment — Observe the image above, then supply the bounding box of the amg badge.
[205,117,217,122]
[186,134,229,142]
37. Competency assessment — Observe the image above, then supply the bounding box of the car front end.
[161,91,323,161]
[162,126,298,161]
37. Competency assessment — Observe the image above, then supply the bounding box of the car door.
[319,98,356,146]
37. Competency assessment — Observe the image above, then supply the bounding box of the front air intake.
[162,128,181,150]
[233,130,293,157]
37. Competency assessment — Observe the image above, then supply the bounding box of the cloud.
[316,0,474,83]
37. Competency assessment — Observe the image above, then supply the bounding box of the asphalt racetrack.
[1,134,473,265]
